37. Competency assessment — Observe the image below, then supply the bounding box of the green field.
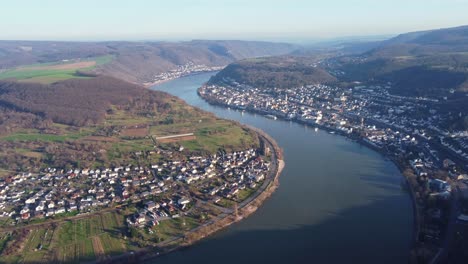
[151,118,259,153]
[0,85,259,172]
[0,227,55,264]
[0,233,10,253]
[140,216,200,243]
[51,213,124,263]
[0,55,113,84]
[0,132,83,142]
[237,188,257,202]
[216,198,236,208]
[0,127,93,144]
[0,212,128,263]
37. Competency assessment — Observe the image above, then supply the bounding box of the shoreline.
[143,70,220,88]
[101,128,284,264]
[2,74,284,264]
[198,89,421,261]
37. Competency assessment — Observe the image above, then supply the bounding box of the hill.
[94,40,296,84]
[327,25,468,97]
[374,25,468,55]
[0,77,259,173]
[209,56,337,89]
[0,40,296,84]
[0,76,158,127]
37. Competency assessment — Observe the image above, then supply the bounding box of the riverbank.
[143,78,173,88]
[100,128,284,264]
[143,70,221,88]
[147,72,413,263]
[173,128,284,246]
[198,87,421,262]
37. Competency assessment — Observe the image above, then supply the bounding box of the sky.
[1,0,468,42]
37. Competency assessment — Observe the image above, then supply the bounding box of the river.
[149,72,413,264]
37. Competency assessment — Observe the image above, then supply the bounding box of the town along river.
[150,72,413,264]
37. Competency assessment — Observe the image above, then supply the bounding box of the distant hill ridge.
[0,40,296,84]
[328,25,468,97]
[366,25,468,57]
[383,25,468,46]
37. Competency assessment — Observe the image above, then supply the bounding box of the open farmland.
[151,118,259,153]
[50,213,126,263]
[0,212,127,264]
[121,125,149,138]
[0,55,113,83]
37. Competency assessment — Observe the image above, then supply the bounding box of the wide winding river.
[150,72,413,264]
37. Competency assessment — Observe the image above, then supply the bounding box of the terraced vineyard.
[0,212,126,263]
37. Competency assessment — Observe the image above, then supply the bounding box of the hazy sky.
[1,0,468,41]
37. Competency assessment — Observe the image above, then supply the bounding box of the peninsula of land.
[0,40,291,263]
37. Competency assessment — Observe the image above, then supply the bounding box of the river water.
[149,72,413,264]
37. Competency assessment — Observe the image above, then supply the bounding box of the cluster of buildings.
[199,79,468,256]
[147,62,223,85]
[0,147,269,226]
[127,149,269,228]
[199,81,468,171]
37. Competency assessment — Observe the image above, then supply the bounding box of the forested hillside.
[326,25,468,97]
[0,76,258,172]
[209,56,336,89]
[0,40,295,84]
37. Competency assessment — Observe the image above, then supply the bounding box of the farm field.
[0,212,126,264]
[137,216,201,243]
[0,55,113,83]
[0,93,258,172]
[151,118,259,153]
[237,188,257,202]
[216,198,236,208]
[0,132,84,142]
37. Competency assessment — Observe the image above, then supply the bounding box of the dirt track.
[92,236,106,261]
[121,127,148,137]
[158,135,196,143]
